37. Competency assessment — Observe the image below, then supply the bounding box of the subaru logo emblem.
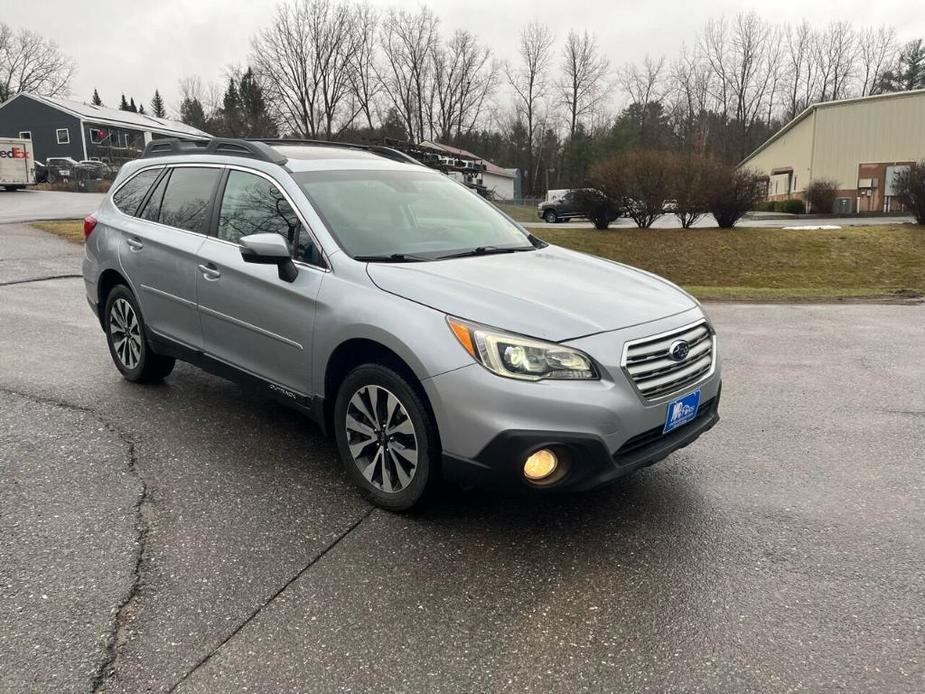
[668,339,690,362]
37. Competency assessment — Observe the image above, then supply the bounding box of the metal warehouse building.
[740,89,925,213]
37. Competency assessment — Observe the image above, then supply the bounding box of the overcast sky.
[3,0,924,118]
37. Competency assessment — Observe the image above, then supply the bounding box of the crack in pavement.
[0,387,148,694]
[167,505,376,693]
[4,379,375,692]
[0,274,83,287]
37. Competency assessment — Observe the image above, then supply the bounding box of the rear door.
[195,167,325,395]
[118,165,222,349]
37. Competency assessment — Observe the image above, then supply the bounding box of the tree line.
[3,8,925,198]
[169,2,925,196]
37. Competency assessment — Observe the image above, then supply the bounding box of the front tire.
[334,364,439,512]
[104,285,175,382]
[543,209,558,224]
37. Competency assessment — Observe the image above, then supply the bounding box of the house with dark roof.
[0,92,210,166]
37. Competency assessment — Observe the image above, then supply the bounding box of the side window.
[157,167,221,234]
[217,170,322,266]
[138,170,169,222]
[112,169,161,216]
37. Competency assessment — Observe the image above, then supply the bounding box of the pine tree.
[151,89,166,118]
[238,68,277,137]
[220,77,242,137]
[129,97,138,113]
[180,97,207,130]
[119,94,130,111]
[91,89,102,106]
[138,104,146,115]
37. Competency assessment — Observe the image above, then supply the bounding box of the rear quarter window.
[111,169,161,216]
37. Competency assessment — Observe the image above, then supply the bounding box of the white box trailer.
[0,137,36,190]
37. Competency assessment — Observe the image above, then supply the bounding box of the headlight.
[447,317,598,381]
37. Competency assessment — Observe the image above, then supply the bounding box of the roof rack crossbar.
[141,137,288,165]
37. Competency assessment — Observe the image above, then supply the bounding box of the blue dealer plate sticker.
[663,389,701,433]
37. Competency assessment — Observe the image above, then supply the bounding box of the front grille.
[622,320,715,401]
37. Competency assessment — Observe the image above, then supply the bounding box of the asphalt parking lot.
[0,189,106,224]
[1,222,923,693]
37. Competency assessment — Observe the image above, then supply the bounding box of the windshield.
[291,169,534,259]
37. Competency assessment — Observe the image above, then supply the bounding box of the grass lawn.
[32,220,87,244]
[31,220,924,302]
[536,224,924,301]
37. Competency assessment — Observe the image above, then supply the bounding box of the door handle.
[126,237,144,251]
[198,263,221,280]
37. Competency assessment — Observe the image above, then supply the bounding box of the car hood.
[366,245,697,341]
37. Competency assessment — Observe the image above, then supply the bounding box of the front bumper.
[421,309,722,492]
[441,388,720,491]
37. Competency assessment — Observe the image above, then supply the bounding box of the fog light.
[523,449,558,481]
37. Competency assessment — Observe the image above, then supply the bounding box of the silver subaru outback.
[82,138,721,511]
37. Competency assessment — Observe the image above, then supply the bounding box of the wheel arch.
[322,337,440,448]
[96,268,131,326]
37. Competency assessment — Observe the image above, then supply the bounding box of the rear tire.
[103,285,175,383]
[543,209,558,224]
[334,364,440,512]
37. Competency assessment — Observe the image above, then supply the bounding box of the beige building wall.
[740,111,815,193]
[812,92,925,188]
[740,90,925,194]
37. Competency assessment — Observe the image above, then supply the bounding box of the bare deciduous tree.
[618,54,666,137]
[251,0,361,139]
[815,21,858,101]
[858,26,897,96]
[0,23,75,102]
[667,45,713,152]
[701,13,777,158]
[430,30,496,142]
[782,21,818,120]
[558,30,610,139]
[378,6,439,142]
[348,2,380,130]
[505,21,554,196]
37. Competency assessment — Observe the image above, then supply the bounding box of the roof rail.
[244,138,424,167]
[140,138,288,166]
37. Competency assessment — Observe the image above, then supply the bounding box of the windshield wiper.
[435,245,534,260]
[354,253,432,263]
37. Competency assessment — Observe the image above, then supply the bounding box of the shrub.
[667,153,714,228]
[752,200,776,212]
[892,161,925,225]
[570,188,620,229]
[805,179,838,213]
[707,165,764,228]
[588,149,670,228]
[779,198,806,215]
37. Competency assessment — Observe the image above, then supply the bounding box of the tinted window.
[218,170,321,266]
[157,167,221,234]
[112,169,160,215]
[138,171,168,222]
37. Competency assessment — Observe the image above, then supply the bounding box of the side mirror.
[240,233,298,283]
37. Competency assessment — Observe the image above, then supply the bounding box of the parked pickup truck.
[0,137,36,191]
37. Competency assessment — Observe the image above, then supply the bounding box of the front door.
[118,166,221,349]
[195,169,325,395]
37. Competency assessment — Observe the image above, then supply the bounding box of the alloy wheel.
[109,298,142,370]
[345,385,418,493]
